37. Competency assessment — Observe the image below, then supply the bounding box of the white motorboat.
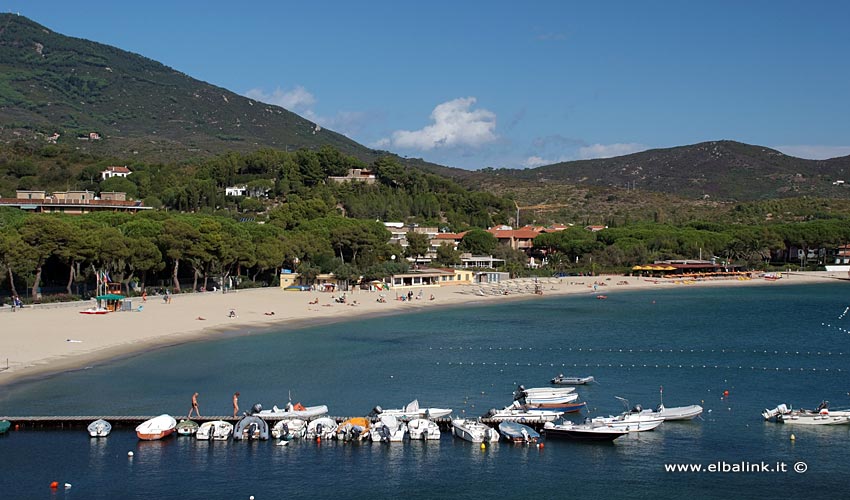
[591,412,664,432]
[370,414,408,442]
[256,402,329,420]
[451,418,499,443]
[306,417,338,440]
[136,414,177,440]
[486,401,563,423]
[763,403,850,426]
[498,421,539,443]
[87,419,111,437]
[407,418,441,441]
[542,421,627,441]
[271,418,308,440]
[551,374,595,385]
[372,399,452,420]
[196,420,233,440]
[515,386,576,397]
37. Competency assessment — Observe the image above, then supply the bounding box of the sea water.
[1,282,849,499]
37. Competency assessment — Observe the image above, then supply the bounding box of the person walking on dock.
[188,392,201,418]
[232,392,240,418]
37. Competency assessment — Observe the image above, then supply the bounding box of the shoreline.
[1,272,844,388]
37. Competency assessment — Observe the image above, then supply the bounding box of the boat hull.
[135,414,177,441]
[452,419,499,443]
[543,424,626,442]
[407,419,441,440]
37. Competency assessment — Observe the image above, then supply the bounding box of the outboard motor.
[488,408,498,417]
[631,404,642,414]
[370,405,383,417]
[250,403,263,415]
[378,425,391,442]
[280,422,289,438]
[315,423,323,438]
[817,400,829,412]
[247,422,258,440]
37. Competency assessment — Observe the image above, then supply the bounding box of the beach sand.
[0,272,844,387]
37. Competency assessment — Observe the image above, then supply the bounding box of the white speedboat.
[370,414,407,442]
[498,421,539,444]
[407,418,441,441]
[451,418,499,443]
[196,420,233,440]
[763,403,850,426]
[542,421,627,441]
[486,401,563,423]
[256,402,329,420]
[87,419,111,437]
[271,418,307,440]
[515,386,576,397]
[591,412,664,432]
[306,417,338,440]
[136,414,177,440]
[372,399,452,420]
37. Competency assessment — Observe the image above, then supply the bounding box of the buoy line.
[430,346,846,356]
[438,361,843,372]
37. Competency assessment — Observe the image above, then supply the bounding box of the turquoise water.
[2,283,849,499]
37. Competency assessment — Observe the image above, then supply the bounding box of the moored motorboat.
[486,401,563,423]
[136,414,177,440]
[256,402,329,420]
[336,417,371,442]
[550,374,595,385]
[591,411,664,432]
[542,421,627,441]
[370,414,407,442]
[763,402,850,426]
[233,415,269,440]
[498,421,539,444]
[407,418,441,441]
[176,419,199,436]
[271,418,307,440]
[371,399,452,420]
[306,417,338,440]
[196,420,233,440]
[87,419,112,437]
[451,418,499,443]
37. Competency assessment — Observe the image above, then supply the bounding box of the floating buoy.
[65,484,72,490]
[127,451,134,457]
[50,481,59,489]
[250,496,255,500]
[316,437,321,444]
[790,434,796,441]
[480,443,486,450]
[723,390,729,397]
[539,442,544,449]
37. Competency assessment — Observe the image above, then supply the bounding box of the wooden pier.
[0,415,540,432]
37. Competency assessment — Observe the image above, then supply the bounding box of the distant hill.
[0,14,394,163]
[464,141,850,202]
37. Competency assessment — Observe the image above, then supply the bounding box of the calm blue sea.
[2,282,850,499]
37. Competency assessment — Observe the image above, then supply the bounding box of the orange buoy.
[539,442,544,449]
[723,390,729,397]
[50,481,59,489]
[316,437,321,444]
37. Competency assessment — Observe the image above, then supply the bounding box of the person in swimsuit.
[188,392,201,418]
[232,392,240,418]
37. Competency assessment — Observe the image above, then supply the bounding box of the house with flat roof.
[101,166,131,180]
[328,168,377,184]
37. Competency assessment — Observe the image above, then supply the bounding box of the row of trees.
[5,205,849,302]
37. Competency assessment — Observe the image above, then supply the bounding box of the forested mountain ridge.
[0,14,386,163]
[451,141,850,202]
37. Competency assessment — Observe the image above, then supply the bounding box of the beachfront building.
[487,225,540,251]
[0,190,151,214]
[459,254,505,269]
[384,223,440,262]
[386,269,454,289]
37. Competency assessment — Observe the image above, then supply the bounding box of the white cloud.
[381,97,497,151]
[774,145,850,160]
[522,156,549,168]
[245,86,316,112]
[578,143,647,160]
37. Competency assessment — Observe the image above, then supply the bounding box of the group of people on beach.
[187,392,241,418]
[9,295,23,311]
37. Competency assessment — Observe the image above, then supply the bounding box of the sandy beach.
[0,272,844,387]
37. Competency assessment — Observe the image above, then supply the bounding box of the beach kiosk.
[96,293,125,312]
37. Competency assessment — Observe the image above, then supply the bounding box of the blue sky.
[4,1,849,169]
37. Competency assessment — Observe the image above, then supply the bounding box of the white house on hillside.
[101,166,131,180]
